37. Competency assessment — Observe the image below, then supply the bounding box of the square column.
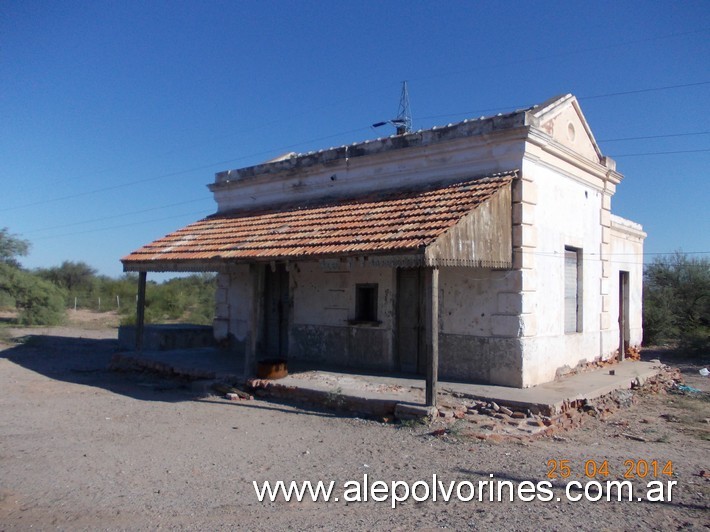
[425,267,439,407]
[135,271,147,351]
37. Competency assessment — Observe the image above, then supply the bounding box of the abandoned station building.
[122,94,645,388]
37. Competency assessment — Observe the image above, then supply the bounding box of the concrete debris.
[424,364,684,442]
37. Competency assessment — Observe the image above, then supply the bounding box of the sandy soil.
[0,317,708,530]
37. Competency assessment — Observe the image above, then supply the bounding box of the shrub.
[0,264,66,326]
[643,253,709,354]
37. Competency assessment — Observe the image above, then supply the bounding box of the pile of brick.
[428,363,683,442]
[630,361,683,394]
[625,345,642,361]
[212,382,253,401]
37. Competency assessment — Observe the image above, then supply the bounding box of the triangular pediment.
[531,94,603,163]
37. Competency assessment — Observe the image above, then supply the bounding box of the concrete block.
[520,313,537,337]
[600,242,611,257]
[601,226,611,244]
[492,314,522,337]
[512,225,538,248]
[394,403,438,422]
[601,259,611,278]
[602,194,612,211]
[512,202,535,225]
[511,270,537,292]
[600,209,611,227]
[497,292,535,315]
[512,181,538,204]
[497,292,521,314]
[600,278,610,295]
[513,248,535,270]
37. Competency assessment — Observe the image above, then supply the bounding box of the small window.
[355,284,378,323]
[564,247,582,333]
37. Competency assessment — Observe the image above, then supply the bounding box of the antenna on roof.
[372,81,412,135]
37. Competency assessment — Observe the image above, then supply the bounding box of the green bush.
[643,253,709,354]
[119,274,215,325]
[0,263,66,326]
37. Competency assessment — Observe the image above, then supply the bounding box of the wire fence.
[65,293,137,313]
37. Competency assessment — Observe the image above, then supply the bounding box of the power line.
[612,148,710,158]
[16,128,709,236]
[580,81,710,100]
[599,131,710,142]
[4,81,708,216]
[23,198,212,234]
[417,81,710,122]
[0,126,372,214]
[31,209,212,241]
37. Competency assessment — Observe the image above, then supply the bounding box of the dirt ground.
[0,312,708,530]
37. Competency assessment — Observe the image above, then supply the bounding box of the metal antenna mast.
[372,81,412,135]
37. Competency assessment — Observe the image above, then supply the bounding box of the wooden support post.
[245,264,265,378]
[135,271,147,352]
[425,267,439,407]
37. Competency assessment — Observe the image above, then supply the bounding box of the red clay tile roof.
[122,172,516,270]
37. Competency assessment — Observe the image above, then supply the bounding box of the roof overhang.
[122,172,516,273]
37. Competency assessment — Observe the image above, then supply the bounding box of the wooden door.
[264,264,289,359]
[397,268,425,374]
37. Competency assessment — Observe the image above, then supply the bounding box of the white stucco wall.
[291,262,395,328]
[213,266,251,344]
[205,97,645,388]
[518,156,606,385]
[439,267,516,336]
[608,216,645,352]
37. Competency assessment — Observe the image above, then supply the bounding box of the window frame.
[352,283,380,325]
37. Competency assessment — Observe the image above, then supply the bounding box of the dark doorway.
[618,271,630,360]
[396,267,425,374]
[264,264,289,359]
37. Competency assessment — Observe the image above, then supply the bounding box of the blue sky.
[1,1,708,278]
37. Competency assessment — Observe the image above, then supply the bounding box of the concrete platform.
[111,348,662,417]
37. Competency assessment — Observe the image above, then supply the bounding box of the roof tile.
[122,172,515,266]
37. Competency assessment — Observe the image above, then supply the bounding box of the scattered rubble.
[424,363,687,442]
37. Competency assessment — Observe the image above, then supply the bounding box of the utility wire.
[4,81,708,216]
[580,81,710,100]
[23,198,212,234]
[0,126,372,214]
[31,209,213,241]
[417,81,710,122]
[599,131,710,142]
[20,126,708,235]
[612,148,710,158]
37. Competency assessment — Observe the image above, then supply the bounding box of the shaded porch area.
[110,346,663,418]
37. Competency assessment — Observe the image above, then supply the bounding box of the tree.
[643,253,709,353]
[0,228,30,268]
[36,261,97,293]
[0,263,66,325]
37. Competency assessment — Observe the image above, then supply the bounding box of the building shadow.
[0,333,356,420]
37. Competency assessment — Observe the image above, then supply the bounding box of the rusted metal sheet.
[425,183,512,268]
